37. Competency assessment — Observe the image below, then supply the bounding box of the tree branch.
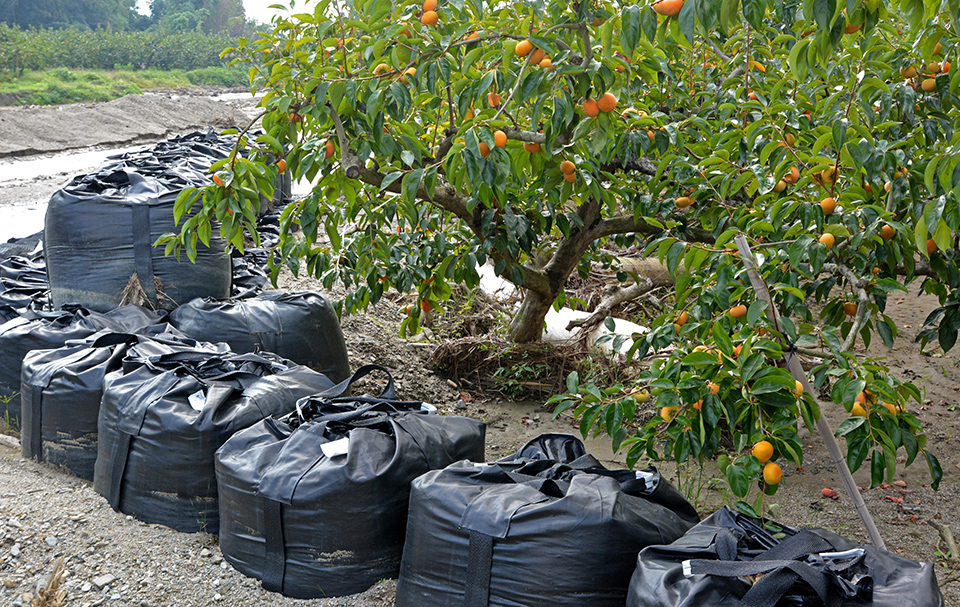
[502,127,573,147]
[327,103,360,179]
[930,521,960,563]
[565,278,655,333]
[329,118,554,296]
[434,129,457,163]
[578,24,593,65]
[599,157,657,175]
[492,56,532,122]
[706,37,731,63]
[590,215,716,243]
[835,262,870,352]
[885,185,896,213]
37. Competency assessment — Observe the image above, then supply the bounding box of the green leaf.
[718,0,738,35]
[789,38,811,80]
[833,377,865,405]
[621,5,642,56]
[925,156,941,193]
[713,320,733,355]
[813,0,837,32]
[734,501,759,518]
[835,416,866,436]
[741,0,765,29]
[846,435,870,473]
[934,220,952,253]
[380,170,403,193]
[697,0,720,30]
[740,352,764,382]
[726,464,749,498]
[401,168,423,205]
[925,451,943,490]
[683,352,725,366]
[870,449,884,488]
[641,6,659,41]
[751,375,797,395]
[832,118,848,151]
[747,300,768,326]
[914,219,929,258]
[666,241,686,276]
[678,0,696,43]
[903,432,919,466]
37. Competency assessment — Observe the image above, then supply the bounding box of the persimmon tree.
[162,0,956,509]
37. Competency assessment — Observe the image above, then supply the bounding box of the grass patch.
[0,67,248,106]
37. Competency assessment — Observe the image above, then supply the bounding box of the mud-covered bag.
[215,365,486,599]
[45,169,231,312]
[626,506,944,607]
[169,291,350,382]
[94,341,335,533]
[0,305,167,418]
[19,327,191,480]
[395,434,699,607]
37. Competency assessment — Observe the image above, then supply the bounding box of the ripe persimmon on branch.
[159,0,957,514]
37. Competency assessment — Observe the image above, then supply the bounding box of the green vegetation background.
[0,0,260,104]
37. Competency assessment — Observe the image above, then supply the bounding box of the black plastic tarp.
[0,305,167,421]
[0,250,50,322]
[19,326,188,480]
[0,231,42,262]
[169,291,351,382]
[94,341,335,534]
[215,365,486,599]
[394,434,700,607]
[98,130,291,216]
[625,506,944,607]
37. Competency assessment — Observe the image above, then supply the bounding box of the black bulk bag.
[45,169,231,312]
[394,434,700,607]
[169,291,351,382]
[0,305,167,416]
[625,506,944,607]
[94,342,335,534]
[19,327,189,481]
[215,365,486,599]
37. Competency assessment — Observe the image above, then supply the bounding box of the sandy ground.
[0,91,957,605]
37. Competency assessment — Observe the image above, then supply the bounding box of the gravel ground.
[0,436,397,607]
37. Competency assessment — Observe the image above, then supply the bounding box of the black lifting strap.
[107,432,134,510]
[260,498,286,594]
[131,203,158,306]
[463,530,494,607]
[686,529,841,607]
[25,385,43,462]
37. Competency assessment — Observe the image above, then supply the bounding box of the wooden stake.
[734,234,885,550]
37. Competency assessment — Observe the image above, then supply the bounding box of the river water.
[0,146,145,242]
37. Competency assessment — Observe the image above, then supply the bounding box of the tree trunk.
[509,288,558,343]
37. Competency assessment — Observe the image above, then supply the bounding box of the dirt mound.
[0,93,243,158]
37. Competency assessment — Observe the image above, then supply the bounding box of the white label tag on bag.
[321,438,350,459]
[635,470,657,483]
[188,390,206,411]
[420,402,437,413]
